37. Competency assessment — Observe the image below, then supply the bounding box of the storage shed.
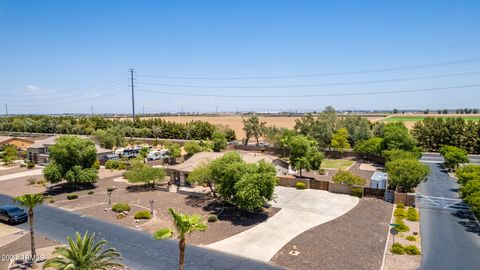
[370,171,388,190]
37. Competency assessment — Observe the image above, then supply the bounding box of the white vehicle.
[147,149,169,161]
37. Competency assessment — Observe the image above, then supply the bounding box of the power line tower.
[130,68,136,122]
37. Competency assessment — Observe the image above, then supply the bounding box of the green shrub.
[107,186,116,192]
[49,199,55,203]
[404,245,421,255]
[394,208,406,217]
[27,162,35,169]
[67,194,78,200]
[134,210,151,219]
[105,160,127,170]
[406,235,416,241]
[391,243,405,255]
[351,187,363,198]
[92,160,100,170]
[207,215,218,222]
[88,191,94,195]
[318,168,326,175]
[396,202,405,209]
[395,217,410,232]
[112,203,131,213]
[406,207,419,221]
[295,182,306,190]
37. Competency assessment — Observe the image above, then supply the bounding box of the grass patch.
[321,159,356,170]
[383,115,480,122]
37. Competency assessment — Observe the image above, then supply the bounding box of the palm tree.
[13,193,44,268]
[153,208,207,270]
[43,231,123,270]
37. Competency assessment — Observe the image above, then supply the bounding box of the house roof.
[0,136,13,144]
[28,135,113,154]
[169,150,280,173]
[0,136,34,144]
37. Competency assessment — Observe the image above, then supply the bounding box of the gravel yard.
[270,198,393,270]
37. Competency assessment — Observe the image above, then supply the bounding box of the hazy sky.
[1,0,480,114]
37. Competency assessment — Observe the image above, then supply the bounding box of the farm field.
[140,115,386,138]
[383,114,480,122]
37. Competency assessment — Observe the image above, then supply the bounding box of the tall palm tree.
[153,208,207,270]
[43,231,123,270]
[13,193,44,268]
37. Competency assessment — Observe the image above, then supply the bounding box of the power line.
[136,83,480,98]
[137,57,480,80]
[137,69,480,89]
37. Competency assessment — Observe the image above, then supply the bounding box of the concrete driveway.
[207,186,359,262]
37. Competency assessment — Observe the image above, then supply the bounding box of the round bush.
[404,245,421,255]
[394,208,406,218]
[406,235,416,241]
[350,187,363,198]
[207,215,218,222]
[391,243,405,255]
[134,210,152,219]
[49,199,55,203]
[67,194,78,200]
[112,203,131,213]
[295,182,306,190]
[27,162,35,169]
[396,202,405,209]
[406,207,419,221]
[88,191,94,195]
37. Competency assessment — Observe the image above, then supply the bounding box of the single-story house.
[27,135,114,164]
[167,150,288,186]
[0,136,35,150]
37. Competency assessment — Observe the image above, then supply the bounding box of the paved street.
[417,162,480,270]
[420,153,480,164]
[0,194,280,270]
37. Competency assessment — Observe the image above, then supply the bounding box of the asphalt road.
[420,153,480,164]
[417,162,480,270]
[0,194,280,270]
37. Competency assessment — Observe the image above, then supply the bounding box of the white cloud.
[26,84,40,92]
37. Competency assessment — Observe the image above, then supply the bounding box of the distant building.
[167,151,287,186]
[0,136,35,150]
[27,135,114,164]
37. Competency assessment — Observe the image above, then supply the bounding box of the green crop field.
[383,115,480,122]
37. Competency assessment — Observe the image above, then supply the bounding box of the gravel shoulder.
[270,198,392,270]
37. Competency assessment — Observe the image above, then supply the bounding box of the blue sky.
[1,0,480,114]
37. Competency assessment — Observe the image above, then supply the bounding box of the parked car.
[147,150,170,161]
[258,142,271,147]
[121,147,141,159]
[0,205,28,224]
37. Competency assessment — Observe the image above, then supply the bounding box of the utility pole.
[5,103,8,117]
[91,105,94,116]
[130,68,135,122]
[142,105,145,115]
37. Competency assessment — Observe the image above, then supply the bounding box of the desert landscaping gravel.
[270,198,392,270]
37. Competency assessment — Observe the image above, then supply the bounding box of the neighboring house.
[27,135,114,164]
[0,136,35,150]
[167,151,287,186]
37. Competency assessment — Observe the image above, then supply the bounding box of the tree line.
[413,117,480,153]
[0,115,236,144]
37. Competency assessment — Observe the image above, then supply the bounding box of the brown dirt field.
[129,115,385,139]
